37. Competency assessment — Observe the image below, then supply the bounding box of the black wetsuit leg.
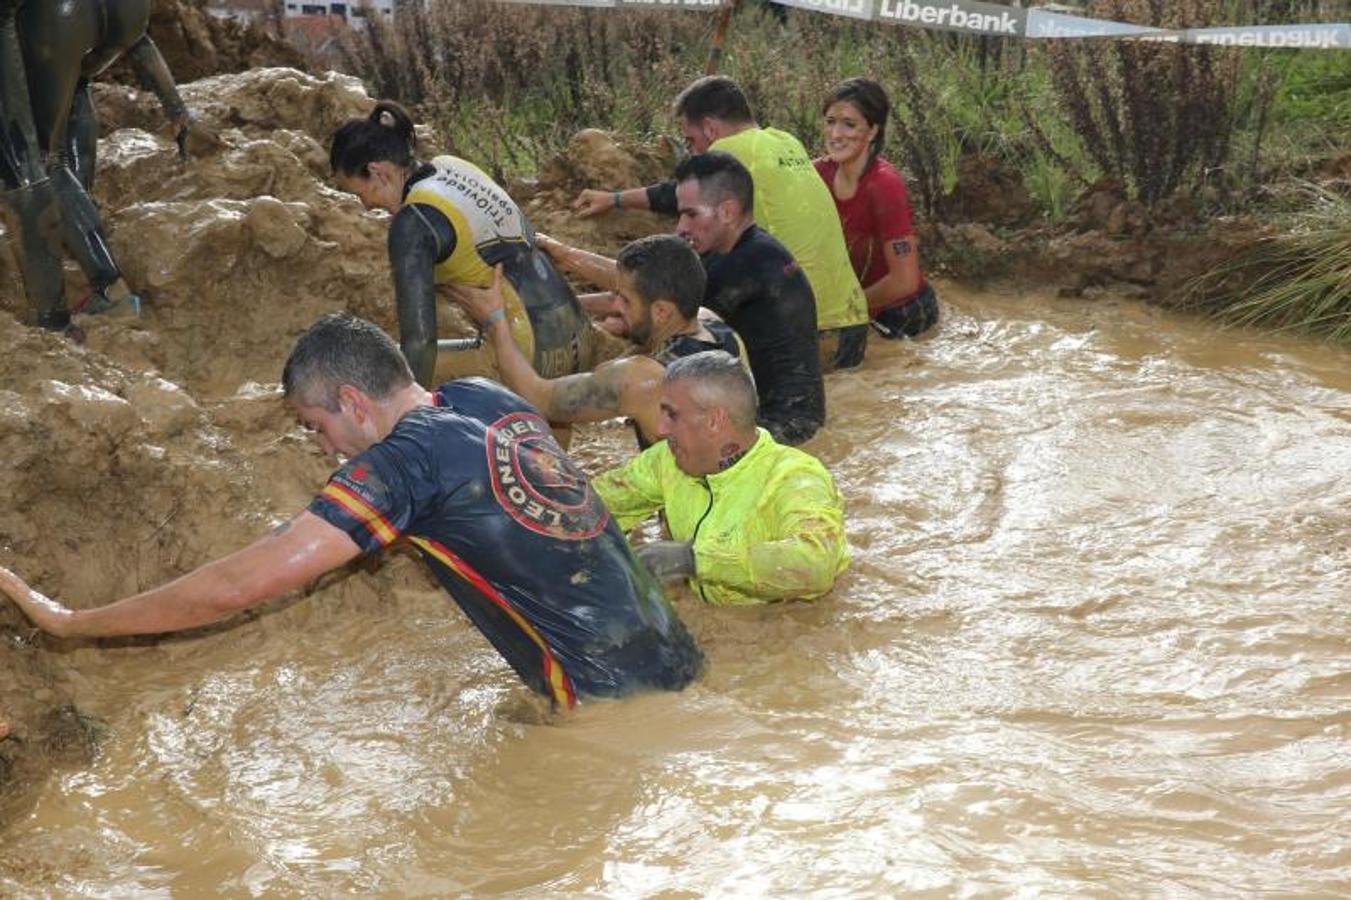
[0,0,67,329]
[872,283,940,339]
[65,80,96,190]
[21,0,127,295]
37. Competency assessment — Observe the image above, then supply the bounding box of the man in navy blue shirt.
[0,313,702,707]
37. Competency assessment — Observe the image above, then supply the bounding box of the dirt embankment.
[0,67,404,832]
[921,155,1282,302]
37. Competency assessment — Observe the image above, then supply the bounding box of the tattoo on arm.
[891,239,913,257]
[550,374,622,420]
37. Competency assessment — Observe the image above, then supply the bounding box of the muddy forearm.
[552,246,619,293]
[125,35,188,127]
[483,316,555,415]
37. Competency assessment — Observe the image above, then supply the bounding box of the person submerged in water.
[0,313,703,708]
[815,78,939,338]
[329,101,597,388]
[594,351,849,606]
[451,233,744,449]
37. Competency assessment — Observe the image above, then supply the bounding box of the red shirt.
[814,156,926,314]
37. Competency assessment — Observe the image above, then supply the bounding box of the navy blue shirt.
[308,378,703,706]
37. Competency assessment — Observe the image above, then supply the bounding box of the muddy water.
[3,281,1349,895]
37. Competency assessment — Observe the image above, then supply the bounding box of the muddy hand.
[635,541,696,583]
[572,189,614,219]
[0,566,73,638]
[447,264,507,327]
[177,114,223,160]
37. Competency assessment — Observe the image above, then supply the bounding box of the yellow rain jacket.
[594,430,850,606]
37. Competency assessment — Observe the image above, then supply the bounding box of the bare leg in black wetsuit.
[9,0,188,322]
[0,0,70,331]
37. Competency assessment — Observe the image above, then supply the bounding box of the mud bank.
[0,68,420,830]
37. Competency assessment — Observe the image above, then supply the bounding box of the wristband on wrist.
[484,308,507,328]
[612,190,622,209]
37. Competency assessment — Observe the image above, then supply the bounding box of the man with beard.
[453,233,743,449]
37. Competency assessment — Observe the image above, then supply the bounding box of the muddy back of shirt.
[307,378,703,706]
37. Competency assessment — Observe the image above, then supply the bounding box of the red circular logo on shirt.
[485,412,609,540]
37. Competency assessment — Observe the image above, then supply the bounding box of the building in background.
[207,0,404,29]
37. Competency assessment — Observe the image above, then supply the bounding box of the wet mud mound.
[0,312,341,830]
[515,128,680,259]
[0,68,446,834]
[0,69,409,399]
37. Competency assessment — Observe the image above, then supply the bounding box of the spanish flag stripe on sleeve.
[408,536,577,709]
[321,482,400,547]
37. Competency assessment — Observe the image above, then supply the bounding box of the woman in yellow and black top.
[329,101,593,387]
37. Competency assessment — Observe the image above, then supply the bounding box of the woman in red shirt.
[814,78,939,339]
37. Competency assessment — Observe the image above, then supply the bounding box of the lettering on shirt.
[486,412,608,539]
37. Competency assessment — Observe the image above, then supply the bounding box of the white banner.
[773,0,875,22]
[1025,9,1160,40]
[494,0,1351,49]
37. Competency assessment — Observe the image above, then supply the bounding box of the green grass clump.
[1184,186,1351,340]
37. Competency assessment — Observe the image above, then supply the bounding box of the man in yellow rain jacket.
[593,351,849,606]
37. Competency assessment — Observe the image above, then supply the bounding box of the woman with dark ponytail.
[330,101,594,386]
[814,78,939,339]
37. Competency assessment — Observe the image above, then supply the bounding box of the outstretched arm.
[572,186,654,218]
[389,205,456,388]
[0,512,361,639]
[124,35,189,152]
[535,233,619,293]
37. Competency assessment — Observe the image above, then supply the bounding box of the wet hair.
[673,151,754,216]
[329,100,416,178]
[822,77,890,166]
[616,234,707,320]
[666,350,758,430]
[673,76,754,126]
[282,312,414,411]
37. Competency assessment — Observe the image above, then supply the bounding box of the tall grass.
[1183,185,1351,339]
[333,0,1339,222]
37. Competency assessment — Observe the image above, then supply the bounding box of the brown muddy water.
[2,281,1348,895]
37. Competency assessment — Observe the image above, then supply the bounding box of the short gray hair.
[665,350,757,430]
[282,313,414,411]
